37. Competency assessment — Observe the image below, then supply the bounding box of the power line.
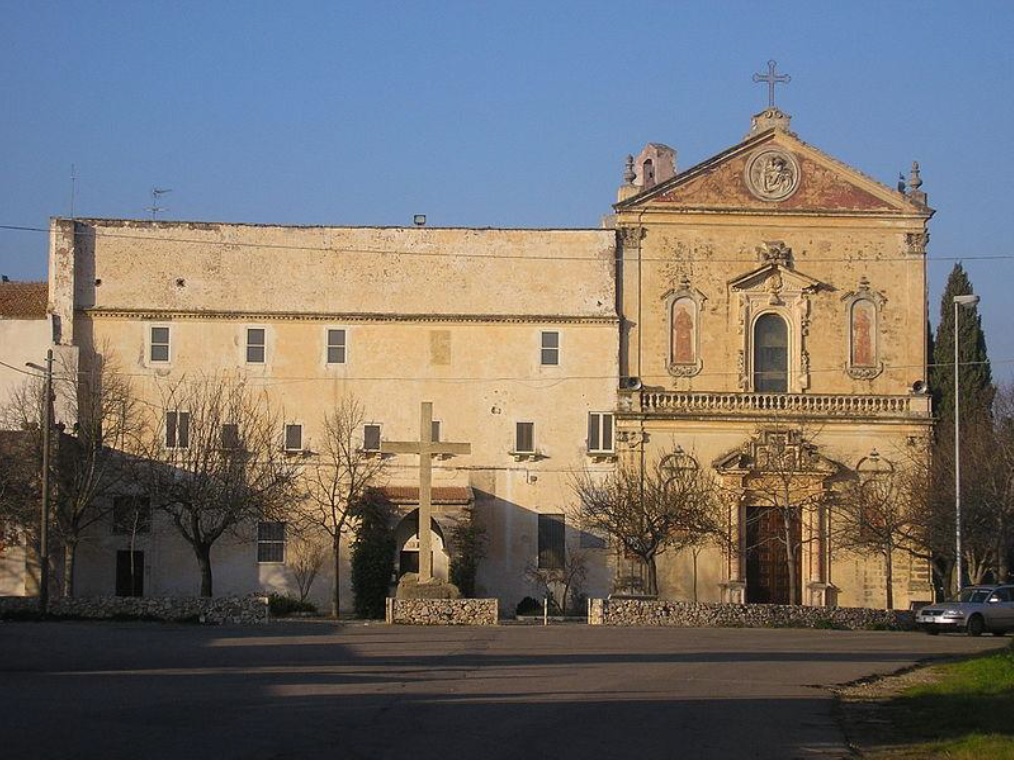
[2,222,1014,265]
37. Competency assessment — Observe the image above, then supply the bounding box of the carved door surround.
[729,241,828,392]
[712,428,845,605]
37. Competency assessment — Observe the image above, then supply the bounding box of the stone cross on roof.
[381,402,470,583]
[753,59,791,108]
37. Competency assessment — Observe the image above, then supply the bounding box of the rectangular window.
[284,424,303,452]
[363,424,382,452]
[165,411,190,449]
[246,328,266,364]
[540,331,559,366]
[112,496,152,535]
[150,326,170,363]
[538,513,565,570]
[431,420,441,443]
[515,421,535,454]
[587,412,615,454]
[220,423,240,450]
[257,521,286,563]
[327,328,346,364]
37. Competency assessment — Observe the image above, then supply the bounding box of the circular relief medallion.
[745,148,800,202]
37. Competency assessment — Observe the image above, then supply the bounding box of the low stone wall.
[0,595,269,625]
[588,598,916,631]
[386,597,499,626]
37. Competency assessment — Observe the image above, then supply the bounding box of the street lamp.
[26,349,53,615]
[953,294,980,595]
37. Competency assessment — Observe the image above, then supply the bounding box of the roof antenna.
[146,187,172,219]
[70,164,77,219]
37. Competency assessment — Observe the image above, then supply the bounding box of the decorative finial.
[623,155,636,185]
[908,161,922,192]
[753,59,791,109]
[897,173,906,193]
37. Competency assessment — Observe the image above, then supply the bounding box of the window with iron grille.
[327,328,346,364]
[540,331,559,365]
[246,328,266,364]
[515,421,535,454]
[150,326,170,363]
[284,424,303,452]
[363,424,382,452]
[257,521,286,563]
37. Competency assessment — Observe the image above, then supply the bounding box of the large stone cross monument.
[381,402,471,582]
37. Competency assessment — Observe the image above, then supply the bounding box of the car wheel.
[924,626,940,636]
[966,614,985,637]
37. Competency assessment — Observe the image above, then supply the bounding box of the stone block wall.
[588,598,915,630]
[386,597,499,625]
[0,595,269,624]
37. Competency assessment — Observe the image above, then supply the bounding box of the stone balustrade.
[0,594,269,624]
[386,597,499,625]
[588,598,915,630]
[634,390,930,419]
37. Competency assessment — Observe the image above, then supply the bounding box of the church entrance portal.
[745,506,800,604]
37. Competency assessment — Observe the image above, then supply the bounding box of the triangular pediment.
[729,263,828,294]
[616,129,931,216]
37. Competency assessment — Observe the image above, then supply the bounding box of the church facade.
[7,105,935,612]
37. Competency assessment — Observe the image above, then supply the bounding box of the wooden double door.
[745,506,801,605]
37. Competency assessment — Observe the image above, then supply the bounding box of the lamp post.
[26,349,54,615]
[953,294,980,595]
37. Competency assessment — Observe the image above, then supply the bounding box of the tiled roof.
[380,486,473,505]
[0,282,48,319]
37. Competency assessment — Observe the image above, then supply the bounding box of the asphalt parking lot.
[0,620,1003,759]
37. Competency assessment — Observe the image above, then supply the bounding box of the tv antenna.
[70,164,77,219]
[146,187,172,219]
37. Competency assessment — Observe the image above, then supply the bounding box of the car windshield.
[957,588,992,603]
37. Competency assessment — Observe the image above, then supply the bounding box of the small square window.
[247,328,266,364]
[257,521,286,563]
[221,423,240,450]
[540,331,559,366]
[587,412,615,454]
[284,424,303,452]
[327,328,346,364]
[363,424,382,452]
[515,421,535,454]
[150,326,170,363]
[166,411,190,449]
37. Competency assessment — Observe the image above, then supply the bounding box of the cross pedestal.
[381,402,470,582]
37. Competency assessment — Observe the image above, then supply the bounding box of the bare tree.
[574,445,723,597]
[128,375,301,597]
[288,396,385,617]
[287,535,328,604]
[832,449,931,609]
[525,547,589,615]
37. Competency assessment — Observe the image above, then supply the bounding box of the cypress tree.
[930,263,994,427]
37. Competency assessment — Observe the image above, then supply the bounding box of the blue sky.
[3,1,1013,378]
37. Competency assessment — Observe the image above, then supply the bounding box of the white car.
[915,585,1014,636]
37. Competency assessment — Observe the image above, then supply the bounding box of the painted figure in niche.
[851,301,874,367]
[672,299,695,364]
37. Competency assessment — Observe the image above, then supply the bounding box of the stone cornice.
[79,307,619,326]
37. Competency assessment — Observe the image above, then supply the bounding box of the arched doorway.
[393,509,449,581]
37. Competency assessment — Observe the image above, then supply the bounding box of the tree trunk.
[784,509,798,606]
[645,555,658,597]
[196,544,213,597]
[884,548,894,610]
[62,538,78,597]
[331,535,341,619]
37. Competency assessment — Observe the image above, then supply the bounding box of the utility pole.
[26,350,54,615]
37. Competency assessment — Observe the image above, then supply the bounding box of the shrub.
[267,592,318,617]
[350,489,396,619]
[516,596,542,616]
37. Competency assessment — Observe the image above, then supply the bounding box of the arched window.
[642,158,655,188]
[754,314,788,392]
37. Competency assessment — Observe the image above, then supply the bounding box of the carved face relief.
[745,149,800,202]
